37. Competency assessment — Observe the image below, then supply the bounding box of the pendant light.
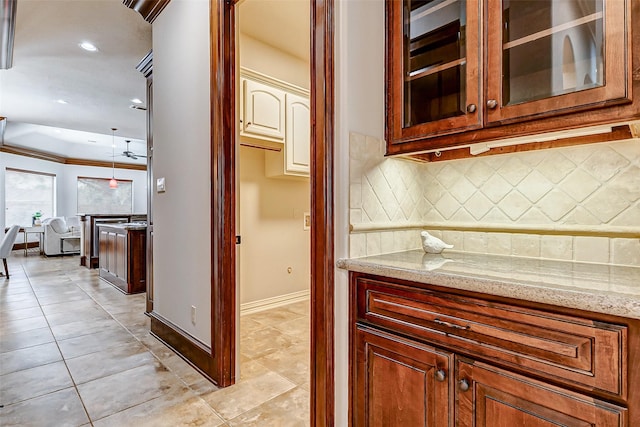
[109,127,118,189]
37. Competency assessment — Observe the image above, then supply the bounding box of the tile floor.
[0,253,310,426]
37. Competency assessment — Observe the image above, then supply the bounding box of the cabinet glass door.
[503,0,604,105]
[487,0,629,124]
[405,0,467,125]
[387,0,481,146]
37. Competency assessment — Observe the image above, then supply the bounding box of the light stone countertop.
[337,250,640,320]
[97,222,147,231]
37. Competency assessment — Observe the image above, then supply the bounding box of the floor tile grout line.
[5,256,311,425]
[21,262,97,426]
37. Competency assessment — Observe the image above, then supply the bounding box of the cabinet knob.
[459,378,470,392]
[486,99,498,109]
[435,369,446,382]
[466,104,477,113]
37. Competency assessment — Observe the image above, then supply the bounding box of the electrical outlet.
[191,305,196,325]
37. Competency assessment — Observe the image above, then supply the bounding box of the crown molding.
[123,0,171,24]
[0,144,147,171]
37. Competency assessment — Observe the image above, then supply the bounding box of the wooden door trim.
[210,0,236,387]
[222,0,336,422]
[309,0,335,424]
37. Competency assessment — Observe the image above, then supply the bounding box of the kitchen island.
[98,222,147,294]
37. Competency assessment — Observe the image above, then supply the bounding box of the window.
[5,168,56,227]
[77,177,133,214]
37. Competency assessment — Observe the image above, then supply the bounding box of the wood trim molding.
[122,0,170,24]
[136,50,153,78]
[0,144,146,170]
[210,0,236,387]
[149,313,219,384]
[310,0,335,424]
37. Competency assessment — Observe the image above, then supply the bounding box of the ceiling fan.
[122,140,147,159]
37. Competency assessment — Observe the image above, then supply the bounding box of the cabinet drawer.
[354,275,627,397]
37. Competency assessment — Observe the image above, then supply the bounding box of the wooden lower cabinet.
[350,272,636,426]
[456,359,626,427]
[355,326,453,426]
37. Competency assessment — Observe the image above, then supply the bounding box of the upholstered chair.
[42,217,80,256]
[1,225,20,278]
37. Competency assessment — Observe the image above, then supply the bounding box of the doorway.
[210,0,335,423]
[235,0,311,390]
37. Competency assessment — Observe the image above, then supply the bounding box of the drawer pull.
[434,318,470,330]
[435,369,446,382]
[459,378,470,392]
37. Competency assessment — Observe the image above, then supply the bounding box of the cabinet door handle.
[486,99,498,109]
[466,104,477,113]
[435,369,446,382]
[434,318,470,330]
[459,378,470,392]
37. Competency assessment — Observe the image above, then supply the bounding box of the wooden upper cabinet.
[386,0,638,156]
[386,0,483,142]
[486,0,629,124]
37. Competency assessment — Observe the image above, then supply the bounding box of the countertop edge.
[337,258,640,320]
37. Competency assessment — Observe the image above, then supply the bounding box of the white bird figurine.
[420,231,453,254]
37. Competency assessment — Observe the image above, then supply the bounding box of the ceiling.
[0,0,309,165]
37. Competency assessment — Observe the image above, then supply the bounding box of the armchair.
[42,217,81,256]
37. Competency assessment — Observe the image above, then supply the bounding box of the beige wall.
[239,33,309,90]
[238,146,310,304]
[152,0,212,345]
[238,19,311,306]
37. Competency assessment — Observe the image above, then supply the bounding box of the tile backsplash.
[349,132,640,266]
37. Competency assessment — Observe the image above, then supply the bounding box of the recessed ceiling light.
[79,41,98,52]
[56,99,68,104]
[130,98,143,104]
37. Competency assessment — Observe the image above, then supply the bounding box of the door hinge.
[235,235,241,245]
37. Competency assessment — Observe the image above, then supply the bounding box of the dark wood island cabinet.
[79,213,146,269]
[98,223,147,294]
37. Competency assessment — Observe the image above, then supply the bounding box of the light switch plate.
[156,177,166,193]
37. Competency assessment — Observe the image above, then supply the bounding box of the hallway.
[0,254,309,426]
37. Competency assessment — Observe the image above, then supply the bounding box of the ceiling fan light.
[109,178,118,189]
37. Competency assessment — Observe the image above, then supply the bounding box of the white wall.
[1,152,146,227]
[238,146,310,304]
[152,0,212,346]
[334,0,386,425]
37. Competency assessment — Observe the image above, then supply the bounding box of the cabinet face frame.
[385,0,483,145]
[485,0,631,125]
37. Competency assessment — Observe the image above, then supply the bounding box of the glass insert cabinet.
[386,0,636,155]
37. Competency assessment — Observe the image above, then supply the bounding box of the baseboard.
[149,312,218,385]
[240,289,309,316]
